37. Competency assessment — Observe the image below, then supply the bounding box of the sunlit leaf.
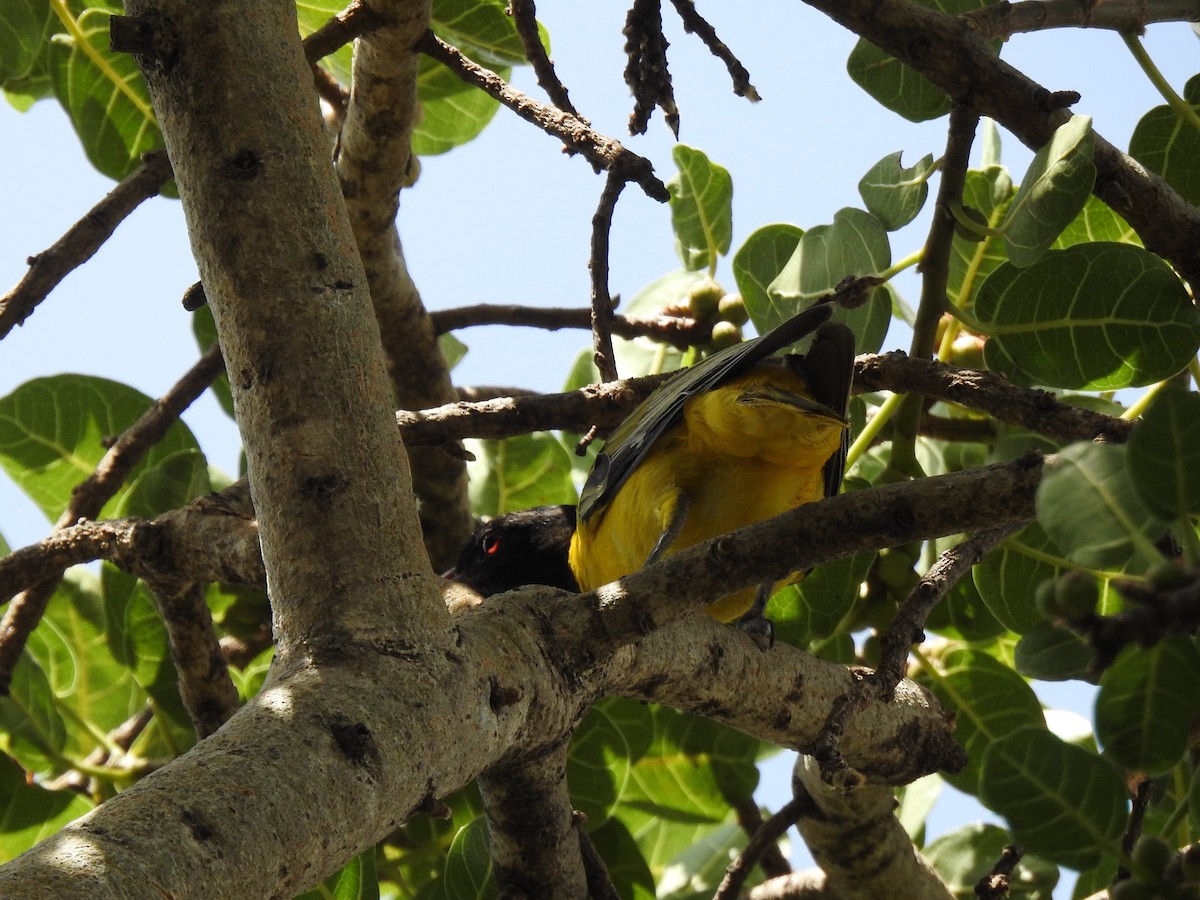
[0,754,93,863]
[569,698,653,826]
[948,164,1014,310]
[0,0,53,87]
[442,817,496,899]
[1129,73,1200,206]
[857,151,936,230]
[1096,637,1200,775]
[48,8,165,183]
[733,223,803,330]
[413,56,509,157]
[768,207,891,352]
[1051,195,1141,250]
[667,145,733,272]
[977,244,1200,390]
[979,727,1126,869]
[466,432,577,517]
[973,522,1065,634]
[1003,115,1096,268]
[925,822,1059,898]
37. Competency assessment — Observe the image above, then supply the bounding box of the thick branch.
[336,0,471,572]
[803,0,1200,288]
[963,0,1200,40]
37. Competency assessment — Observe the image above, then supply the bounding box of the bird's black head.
[444,505,579,597]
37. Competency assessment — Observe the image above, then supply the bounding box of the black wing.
[578,303,835,524]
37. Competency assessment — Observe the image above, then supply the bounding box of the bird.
[446,303,855,631]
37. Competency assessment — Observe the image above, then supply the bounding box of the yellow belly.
[569,365,846,621]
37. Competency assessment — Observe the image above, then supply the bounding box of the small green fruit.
[709,321,743,349]
[1132,835,1173,879]
[687,278,724,321]
[1054,571,1099,621]
[717,292,749,325]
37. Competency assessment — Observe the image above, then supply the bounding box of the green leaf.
[413,56,509,156]
[442,817,496,900]
[0,375,210,522]
[770,551,874,647]
[0,753,93,862]
[667,145,733,272]
[977,243,1200,390]
[973,522,1066,634]
[1051,195,1141,250]
[0,655,67,776]
[1096,636,1200,775]
[466,432,576,517]
[925,573,1006,642]
[1127,387,1200,519]
[767,207,891,352]
[1003,115,1096,268]
[609,269,698,377]
[47,8,165,183]
[0,0,53,86]
[979,727,1127,869]
[586,818,656,900]
[191,306,235,420]
[857,151,936,230]
[1037,443,1167,572]
[568,698,653,826]
[432,0,534,68]
[925,822,1059,898]
[1013,623,1092,682]
[1129,73,1200,206]
[918,647,1045,796]
[732,223,803,330]
[948,165,1014,310]
[845,0,995,122]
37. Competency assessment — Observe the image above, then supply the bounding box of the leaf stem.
[48,1,156,122]
[1121,31,1200,133]
[845,391,904,471]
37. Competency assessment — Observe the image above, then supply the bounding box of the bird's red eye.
[482,533,501,556]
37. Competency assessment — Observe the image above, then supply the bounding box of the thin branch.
[975,844,1023,900]
[0,150,173,339]
[301,0,381,64]
[573,812,622,900]
[668,0,760,101]
[716,796,804,900]
[623,0,678,137]
[145,578,239,738]
[589,170,624,382]
[0,344,225,692]
[417,30,670,202]
[963,0,1200,41]
[509,0,583,118]
[396,351,1133,448]
[811,523,1025,786]
[893,103,979,475]
[429,303,711,349]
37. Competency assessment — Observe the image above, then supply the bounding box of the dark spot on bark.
[772,709,793,730]
[893,500,915,529]
[301,473,346,509]
[181,806,215,842]
[312,253,328,270]
[223,149,262,181]
[330,715,378,768]
[238,367,253,390]
[334,280,354,290]
[489,676,522,713]
[109,12,179,75]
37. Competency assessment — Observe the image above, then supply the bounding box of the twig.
[893,102,978,475]
[589,171,624,382]
[0,344,225,693]
[668,0,760,101]
[963,0,1200,41]
[146,579,239,738]
[811,523,1025,786]
[509,0,583,118]
[975,844,1023,899]
[716,796,804,899]
[416,31,670,202]
[623,0,678,137]
[301,0,380,64]
[730,797,792,878]
[0,150,173,339]
[429,303,711,349]
[573,812,622,900]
